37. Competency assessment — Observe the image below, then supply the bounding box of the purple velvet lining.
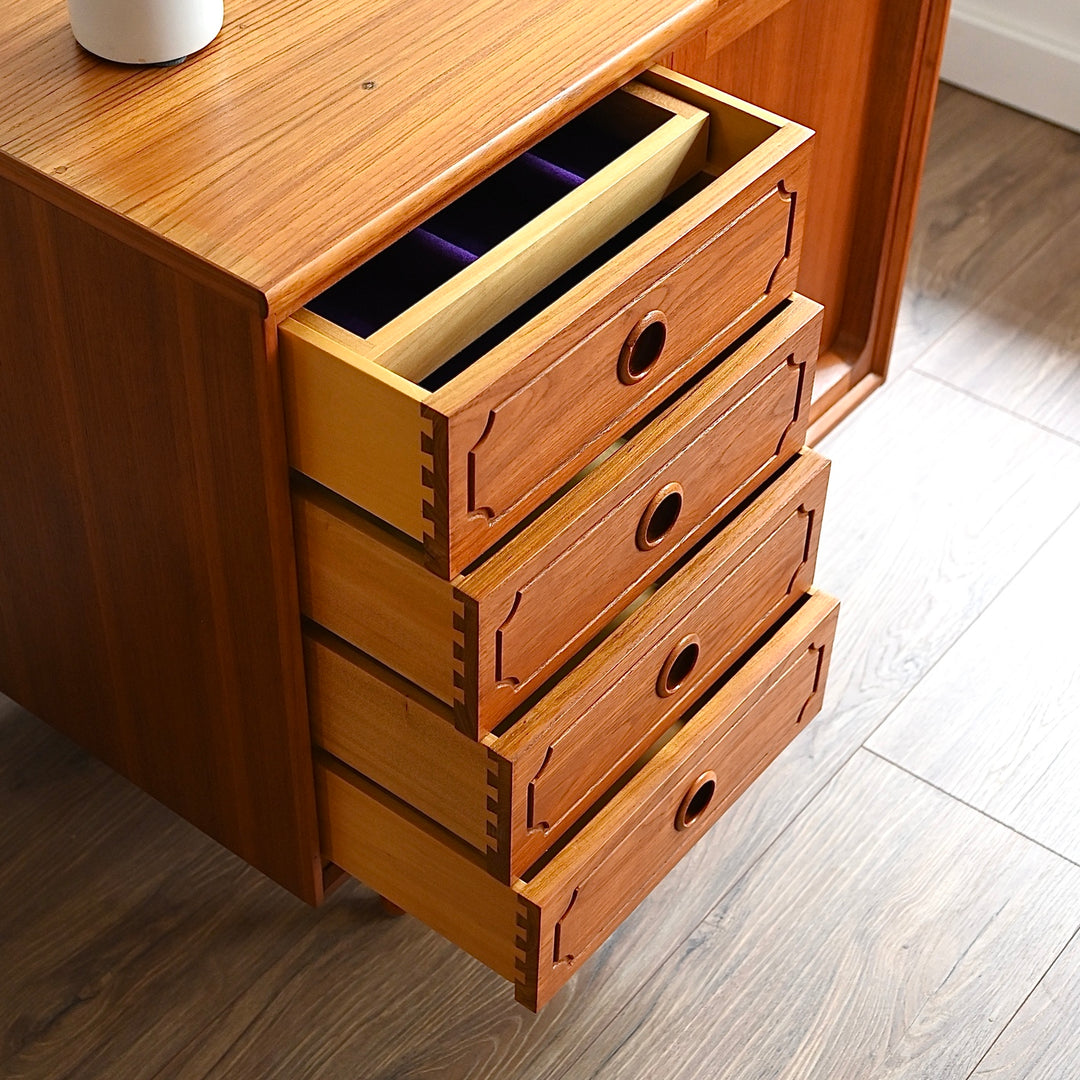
[534,111,642,178]
[307,228,478,339]
[425,152,584,256]
[306,106,652,340]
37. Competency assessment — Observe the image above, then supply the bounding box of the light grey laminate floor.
[3,84,1080,1079]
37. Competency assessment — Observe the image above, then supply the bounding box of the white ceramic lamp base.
[68,0,224,65]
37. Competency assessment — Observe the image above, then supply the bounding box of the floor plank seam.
[963,925,1080,1080]
[863,747,1080,872]
[910,368,1080,451]
[551,699,957,1079]
[548,740,882,1080]
[604,485,1080,1057]
[845,495,1080,762]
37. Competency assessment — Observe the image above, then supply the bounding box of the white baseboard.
[941,7,1080,133]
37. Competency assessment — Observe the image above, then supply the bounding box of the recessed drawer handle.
[675,771,718,832]
[636,481,683,551]
[656,634,700,698]
[618,310,667,385]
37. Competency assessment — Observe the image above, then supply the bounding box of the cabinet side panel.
[670,0,949,420]
[0,178,321,902]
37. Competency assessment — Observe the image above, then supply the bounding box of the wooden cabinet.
[318,590,839,1011]
[0,0,948,1009]
[281,70,813,577]
[287,63,831,1006]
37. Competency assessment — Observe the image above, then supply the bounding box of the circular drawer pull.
[618,310,667,385]
[657,634,701,698]
[676,771,718,831]
[636,482,683,551]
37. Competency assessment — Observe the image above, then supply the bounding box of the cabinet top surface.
[0,0,719,311]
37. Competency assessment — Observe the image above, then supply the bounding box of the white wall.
[941,0,1080,132]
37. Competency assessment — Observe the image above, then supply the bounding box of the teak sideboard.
[0,0,949,1009]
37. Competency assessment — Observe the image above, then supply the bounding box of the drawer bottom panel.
[315,590,839,1010]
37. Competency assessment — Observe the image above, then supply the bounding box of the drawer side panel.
[316,755,523,982]
[292,485,459,704]
[281,319,429,544]
[305,626,493,851]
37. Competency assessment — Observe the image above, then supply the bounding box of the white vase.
[67,0,224,65]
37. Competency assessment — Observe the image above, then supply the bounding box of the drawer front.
[464,296,821,734]
[517,590,839,1010]
[498,449,830,878]
[436,97,813,576]
[294,298,820,737]
[458,180,800,531]
[304,449,829,882]
[315,592,839,1012]
[283,68,814,579]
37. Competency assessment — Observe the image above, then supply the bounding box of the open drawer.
[294,295,821,738]
[316,590,840,1011]
[307,448,830,881]
[281,68,814,578]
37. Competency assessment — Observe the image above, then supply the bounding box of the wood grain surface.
[474,368,1080,1068]
[972,930,1080,1080]
[869,507,1080,864]
[0,0,725,313]
[0,178,321,903]
[281,316,431,545]
[292,483,459,705]
[304,624,493,853]
[891,85,1080,374]
[568,750,1080,1080]
[316,754,524,983]
[496,450,830,879]
[808,371,1080,774]
[464,296,820,732]
[915,210,1080,443]
[673,0,951,425]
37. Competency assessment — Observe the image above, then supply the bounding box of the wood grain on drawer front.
[293,296,820,737]
[455,177,800,529]
[497,449,830,878]
[315,591,840,1011]
[308,448,830,882]
[518,590,839,1010]
[463,295,821,732]
[282,68,813,579]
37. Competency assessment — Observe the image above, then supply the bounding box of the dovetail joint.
[419,405,450,576]
[513,898,539,1001]
[484,749,510,880]
[450,588,477,737]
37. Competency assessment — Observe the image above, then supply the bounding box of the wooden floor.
[4,85,1080,1079]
